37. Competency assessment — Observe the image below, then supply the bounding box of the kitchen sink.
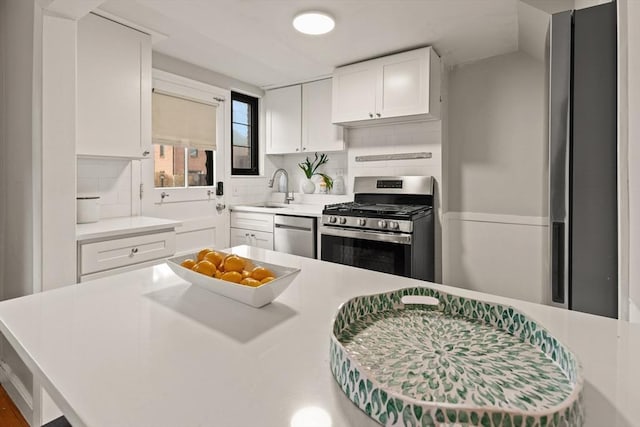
[251,203,287,209]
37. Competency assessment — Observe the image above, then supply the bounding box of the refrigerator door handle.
[551,222,565,304]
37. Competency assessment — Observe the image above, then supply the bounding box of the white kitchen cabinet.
[230,211,274,250]
[77,13,152,159]
[302,79,344,152]
[265,85,302,154]
[230,228,274,250]
[78,230,176,281]
[266,79,344,154]
[332,47,441,126]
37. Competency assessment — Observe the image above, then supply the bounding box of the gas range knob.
[358,218,367,226]
[378,220,388,229]
[339,217,347,225]
[389,221,399,230]
[329,216,337,224]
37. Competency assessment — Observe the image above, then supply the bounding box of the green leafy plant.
[298,153,328,178]
[319,173,333,190]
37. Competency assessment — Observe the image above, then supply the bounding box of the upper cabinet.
[77,14,152,159]
[302,79,344,153]
[266,79,344,154]
[332,47,441,126]
[265,85,302,154]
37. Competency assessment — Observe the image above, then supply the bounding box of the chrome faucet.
[268,168,294,204]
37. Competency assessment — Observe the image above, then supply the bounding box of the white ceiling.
[98,0,554,89]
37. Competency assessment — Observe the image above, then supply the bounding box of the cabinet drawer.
[80,231,175,275]
[230,212,274,233]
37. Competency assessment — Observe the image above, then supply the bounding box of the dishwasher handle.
[274,223,312,232]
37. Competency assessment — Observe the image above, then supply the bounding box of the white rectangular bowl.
[166,252,301,308]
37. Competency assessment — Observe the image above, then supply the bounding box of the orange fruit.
[251,266,275,281]
[204,251,225,267]
[214,270,223,279]
[241,278,262,287]
[241,270,252,279]
[243,259,256,271]
[260,277,275,284]
[197,248,213,262]
[193,260,217,277]
[222,255,245,273]
[220,271,242,284]
[180,259,196,269]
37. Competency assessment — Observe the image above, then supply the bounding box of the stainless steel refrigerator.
[549,2,618,318]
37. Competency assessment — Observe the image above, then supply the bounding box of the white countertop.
[0,246,638,427]
[76,216,182,241]
[230,203,325,217]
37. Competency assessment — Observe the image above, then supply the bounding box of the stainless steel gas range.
[320,176,434,281]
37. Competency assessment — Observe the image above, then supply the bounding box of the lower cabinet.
[230,228,274,250]
[77,230,176,282]
[230,211,274,250]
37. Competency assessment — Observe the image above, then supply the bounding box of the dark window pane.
[232,123,249,147]
[233,145,251,169]
[231,91,258,175]
[232,100,249,125]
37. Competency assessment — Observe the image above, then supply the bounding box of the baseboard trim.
[444,211,549,227]
[0,360,33,424]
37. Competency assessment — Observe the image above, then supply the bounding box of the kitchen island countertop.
[0,246,638,427]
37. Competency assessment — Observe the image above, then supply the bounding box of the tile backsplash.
[269,120,443,197]
[270,152,348,194]
[77,159,132,219]
[347,121,442,185]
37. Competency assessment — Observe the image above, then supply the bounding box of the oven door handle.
[320,226,412,245]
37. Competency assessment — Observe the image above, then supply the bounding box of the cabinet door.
[230,228,252,247]
[331,66,377,124]
[77,14,151,159]
[377,52,429,119]
[302,79,344,152]
[265,85,302,154]
[249,230,274,250]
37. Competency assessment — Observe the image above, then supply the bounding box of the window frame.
[231,91,259,176]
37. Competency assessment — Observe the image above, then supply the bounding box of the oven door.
[320,226,412,278]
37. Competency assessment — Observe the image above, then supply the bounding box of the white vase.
[302,178,315,194]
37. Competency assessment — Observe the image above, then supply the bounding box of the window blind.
[152,91,217,150]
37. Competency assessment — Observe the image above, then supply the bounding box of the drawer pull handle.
[131,248,139,256]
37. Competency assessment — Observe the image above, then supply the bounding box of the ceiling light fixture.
[293,12,335,35]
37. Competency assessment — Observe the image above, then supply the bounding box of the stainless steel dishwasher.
[274,215,317,259]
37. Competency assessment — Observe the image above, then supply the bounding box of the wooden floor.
[0,385,29,427]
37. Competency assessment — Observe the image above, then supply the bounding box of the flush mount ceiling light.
[293,11,335,35]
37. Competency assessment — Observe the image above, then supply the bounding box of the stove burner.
[323,202,429,217]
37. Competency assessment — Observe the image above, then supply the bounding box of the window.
[231,92,259,175]
[153,145,213,188]
[152,90,217,188]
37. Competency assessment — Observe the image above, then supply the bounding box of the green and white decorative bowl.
[330,287,584,427]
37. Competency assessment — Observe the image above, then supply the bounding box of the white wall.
[627,0,640,323]
[448,51,547,216]
[0,0,37,417]
[445,50,548,303]
[42,14,78,292]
